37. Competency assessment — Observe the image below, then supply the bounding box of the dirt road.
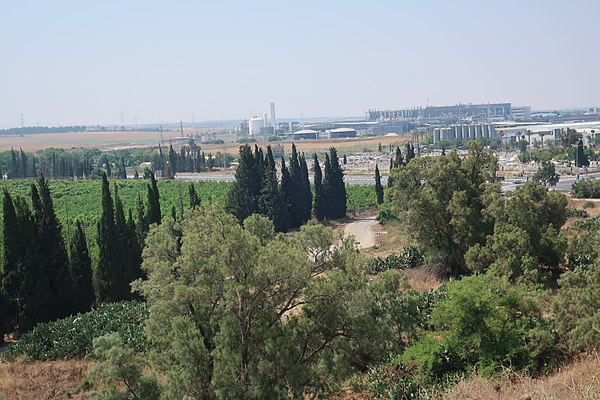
[344,217,378,249]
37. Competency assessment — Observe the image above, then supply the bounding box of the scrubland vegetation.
[0,142,599,399]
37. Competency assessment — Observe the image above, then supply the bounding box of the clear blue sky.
[1,0,598,128]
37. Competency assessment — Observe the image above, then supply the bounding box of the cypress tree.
[328,147,346,219]
[168,143,177,178]
[136,193,149,245]
[147,170,161,225]
[113,184,131,301]
[313,154,326,221]
[2,190,22,332]
[125,209,143,287]
[405,143,415,163]
[95,172,116,304]
[226,145,260,222]
[375,164,384,205]
[299,154,312,223]
[280,157,292,222]
[394,146,404,167]
[258,146,289,232]
[32,174,71,320]
[2,192,46,334]
[343,154,347,165]
[119,156,127,179]
[171,205,177,221]
[20,148,28,178]
[69,220,94,313]
[322,153,333,220]
[288,143,304,228]
[189,183,201,209]
[9,148,19,178]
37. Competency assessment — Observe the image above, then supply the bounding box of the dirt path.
[344,217,378,249]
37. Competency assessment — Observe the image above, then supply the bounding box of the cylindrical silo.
[249,117,264,136]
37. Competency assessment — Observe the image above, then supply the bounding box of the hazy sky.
[1,0,598,128]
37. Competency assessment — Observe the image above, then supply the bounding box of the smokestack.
[263,112,268,128]
[270,102,277,132]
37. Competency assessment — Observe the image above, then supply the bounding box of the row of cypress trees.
[0,175,92,335]
[227,144,347,231]
[0,171,165,336]
[312,147,347,220]
[226,144,311,232]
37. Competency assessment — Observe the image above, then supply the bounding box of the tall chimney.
[270,102,277,132]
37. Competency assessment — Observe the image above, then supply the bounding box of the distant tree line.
[226,144,346,232]
[0,141,236,180]
[0,126,88,136]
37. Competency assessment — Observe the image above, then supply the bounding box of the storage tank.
[249,117,264,136]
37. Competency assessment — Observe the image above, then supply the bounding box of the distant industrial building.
[328,128,357,139]
[367,102,516,124]
[433,123,498,144]
[292,129,319,140]
[510,106,532,121]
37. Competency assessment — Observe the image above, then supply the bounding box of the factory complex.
[236,102,600,146]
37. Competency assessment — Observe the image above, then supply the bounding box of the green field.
[0,178,376,249]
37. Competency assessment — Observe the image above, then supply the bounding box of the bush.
[5,301,148,361]
[565,207,588,219]
[583,200,595,209]
[367,245,423,274]
[571,178,600,198]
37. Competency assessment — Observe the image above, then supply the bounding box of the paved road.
[344,217,378,249]
[501,171,600,192]
[176,173,380,185]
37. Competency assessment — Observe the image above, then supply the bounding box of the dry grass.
[445,353,600,400]
[0,360,92,399]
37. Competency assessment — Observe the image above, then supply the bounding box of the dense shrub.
[565,207,588,219]
[367,245,423,274]
[571,178,600,198]
[583,200,595,209]
[4,301,148,361]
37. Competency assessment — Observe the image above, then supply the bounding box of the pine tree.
[147,170,161,225]
[300,154,312,223]
[288,143,304,228]
[226,145,260,222]
[32,174,72,320]
[313,154,326,221]
[258,146,289,232]
[189,183,201,209]
[95,172,116,304]
[69,220,94,313]
[375,164,384,205]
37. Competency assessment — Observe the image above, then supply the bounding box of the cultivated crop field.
[0,178,376,251]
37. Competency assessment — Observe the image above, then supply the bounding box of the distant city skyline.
[1,0,599,129]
